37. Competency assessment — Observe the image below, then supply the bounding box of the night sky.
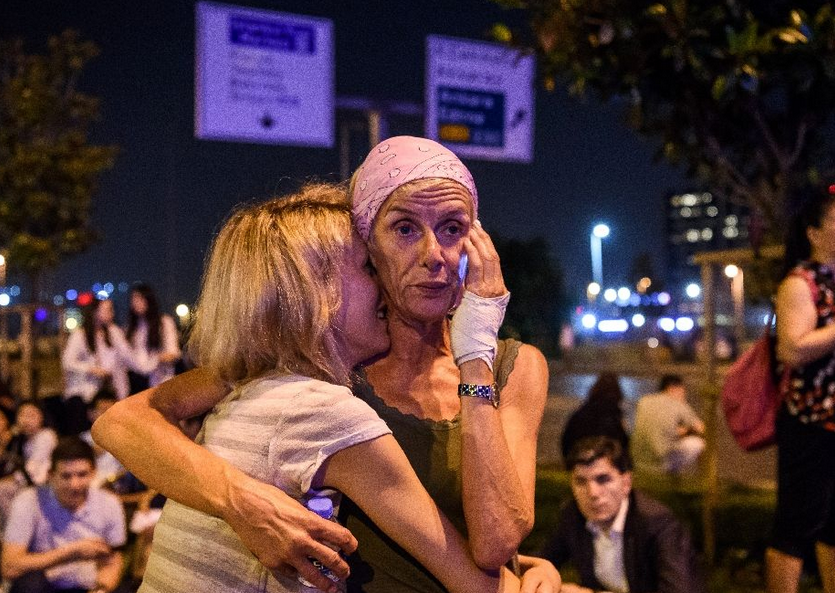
[2,0,690,311]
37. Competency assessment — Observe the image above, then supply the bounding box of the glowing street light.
[590,223,610,287]
[587,282,601,297]
[685,283,701,299]
[724,264,739,278]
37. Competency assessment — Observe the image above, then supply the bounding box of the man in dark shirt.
[542,436,703,593]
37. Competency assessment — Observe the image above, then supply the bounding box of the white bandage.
[450,291,510,371]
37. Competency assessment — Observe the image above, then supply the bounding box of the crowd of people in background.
[0,283,185,593]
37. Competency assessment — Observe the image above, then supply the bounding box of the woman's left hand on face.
[461,221,507,299]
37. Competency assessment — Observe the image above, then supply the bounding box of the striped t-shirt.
[139,374,392,593]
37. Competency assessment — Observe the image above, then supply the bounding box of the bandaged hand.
[450,290,510,371]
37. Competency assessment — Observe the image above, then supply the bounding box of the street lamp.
[590,223,610,286]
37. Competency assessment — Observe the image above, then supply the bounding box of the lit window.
[681,207,692,217]
[701,228,713,241]
[725,215,738,226]
[706,206,718,217]
[686,229,700,242]
[723,227,739,239]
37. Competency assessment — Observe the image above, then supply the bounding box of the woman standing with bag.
[767,185,835,593]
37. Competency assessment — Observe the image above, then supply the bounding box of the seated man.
[631,375,705,475]
[542,436,703,593]
[2,437,127,593]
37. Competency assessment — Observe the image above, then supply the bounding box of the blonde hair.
[187,183,354,386]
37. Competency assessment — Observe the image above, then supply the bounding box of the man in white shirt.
[632,375,705,475]
[2,437,127,593]
[542,436,703,593]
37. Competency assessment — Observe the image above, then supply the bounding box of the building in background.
[666,190,750,291]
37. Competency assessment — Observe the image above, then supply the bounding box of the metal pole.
[591,234,603,286]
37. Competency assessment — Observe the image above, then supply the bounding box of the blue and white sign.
[195,2,334,147]
[426,35,535,162]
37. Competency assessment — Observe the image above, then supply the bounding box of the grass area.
[526,469,822,593]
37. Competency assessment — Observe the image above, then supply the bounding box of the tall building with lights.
[666,191,750,290]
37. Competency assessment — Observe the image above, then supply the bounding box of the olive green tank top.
[342,339,522,593]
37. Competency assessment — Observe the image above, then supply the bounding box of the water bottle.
[298,496,344,592]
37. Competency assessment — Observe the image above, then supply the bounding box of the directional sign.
[426,35,535,162]
[195,2,334,147]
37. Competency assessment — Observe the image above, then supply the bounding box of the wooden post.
[700,261,718,564]
[19,305,34,401]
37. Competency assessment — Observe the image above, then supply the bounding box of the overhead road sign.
[425,35,535,163]
[195,1,334,147]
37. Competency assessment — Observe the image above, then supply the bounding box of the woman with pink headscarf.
[93,137,558,593]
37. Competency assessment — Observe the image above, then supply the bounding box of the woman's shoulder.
[501,340,548,380]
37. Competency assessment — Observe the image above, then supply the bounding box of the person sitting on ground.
[542,436,703,593]
[1,436,127,593]
[0,402,59,527]
[79,392,124,489]
[631,375,705,475]
[561,372,629,463]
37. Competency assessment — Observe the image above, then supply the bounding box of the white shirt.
[61,327,131,401]
[587,497,630,593]
[126,315,181,387]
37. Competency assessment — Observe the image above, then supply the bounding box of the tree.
[0,30,117,298]
[493,235,567,356]
[494,0,835,236]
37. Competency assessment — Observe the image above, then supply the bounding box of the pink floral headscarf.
[351,136,478,241]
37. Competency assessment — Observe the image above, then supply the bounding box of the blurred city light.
[9,286,19,297]
[587,282,601,296]
[657,291,671,306]
[603,288,617,303]
[34,308,48,322]
[66,289,78,301]
[96,290,109,300]
[658,317,676,332]
[92,282,103,293]
[598,319,628,333]
[581,313,597,329]
[65,317,78,330]
[176,304,190,318]
[118,282,129,293]
[685,283,701,299]
[617,287,631,301]
[724,264,739,278]
[675,317,695,331]
[54,295,64,306]
[104,282,114,294]
[636,276,652,293]
[592,224,610,238]
[0,294,9,307]
[647,337,660,348]
[631,313,646,327]
[0,254,5,267]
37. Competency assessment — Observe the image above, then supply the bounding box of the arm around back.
[91,369,359,589]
